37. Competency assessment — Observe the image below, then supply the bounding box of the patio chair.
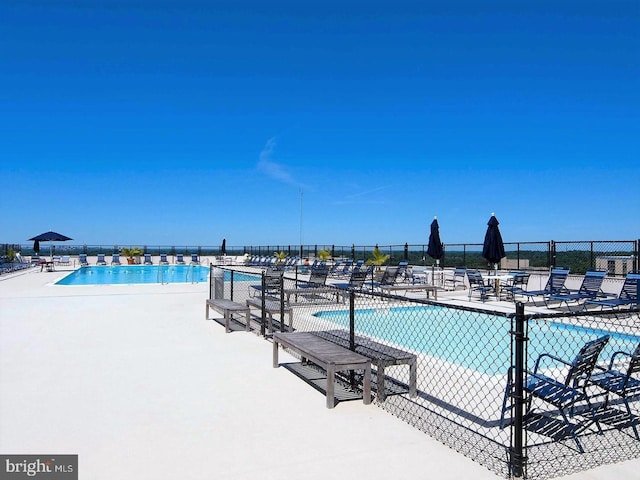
[500,335,610,453]
[584,272,639,310]
[501,272,530,301]
[144,253,153,265]
[79,254,89,267]
[190,253,200,265]
[546,270,607,310]
[590,343,640,439]
[111,253,121,265]
[59,255,71,266]
[175,253,185,264]
[444,267,466,290]
[96,254,107,265]
[519,268,570,303]
[159,254,169,265]
[467,270,491,302]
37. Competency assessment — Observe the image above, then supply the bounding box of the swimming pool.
[314,306,640,375]
[55,265,259,286]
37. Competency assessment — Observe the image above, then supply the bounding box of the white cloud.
[257,137,297,186]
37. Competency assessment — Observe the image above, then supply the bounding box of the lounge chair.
[175,253,185,265]
[584,272,639,310]
[546,270,607,310]
[444,268,466,290]
[500,335,610,452]
[249,266,284,298]
[284,264,339,303]
[190,253,200,265]
[59,255,71,266]
[369,266,400,292]
[111,253,121,265]
[331,259,353,278]
[333,265,373,294]
[519,268,570,303]
[467,270,492,302]
[590,343,640,439]
[79,254,89,267]
[143,253,153,265]
[96,254,107,265]
[159,254,169,265]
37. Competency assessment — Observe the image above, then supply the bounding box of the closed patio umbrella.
[221,238,226,256]
[28,231,73,261]
[482,213,505,270]
[427,217,444,285]
[426,217,444,264]
[33,240,40,255]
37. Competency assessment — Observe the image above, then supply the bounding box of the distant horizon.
[1,1,638,245]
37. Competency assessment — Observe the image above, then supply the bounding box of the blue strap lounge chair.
[144,253,153,265]
[111,253,121,265]
[520,268,570,303]
[159,253,169,265]
[501,272,531,301]
[249,266,284,298]
[584,273,639,310]
[96,254,107,266]
[500,335,610,453]
[78,254,89,267]
[333,265,373,293]
[175,253,185,265]
[546,270,607,310]
[590,342,640,439]
[369,266,400,292]
[190,253,200,265]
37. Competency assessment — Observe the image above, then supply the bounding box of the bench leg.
[273,340,279,368]
[409,359,417,398]
[205,302,209,320]
[224,312,230,334]
[378,365,386,402]
[326,366,335,409]
[245,311,251,332]
[363,364,371,405]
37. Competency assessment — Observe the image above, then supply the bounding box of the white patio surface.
[1,266,638,480]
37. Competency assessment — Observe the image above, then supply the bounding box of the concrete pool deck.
[1,266,638,479]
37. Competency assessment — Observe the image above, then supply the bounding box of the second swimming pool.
[314,306,639,375]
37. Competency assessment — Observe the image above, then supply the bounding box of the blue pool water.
[55,265,259,286]
[314,306,640,375]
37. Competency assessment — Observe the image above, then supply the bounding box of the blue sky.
[1,1,638,248]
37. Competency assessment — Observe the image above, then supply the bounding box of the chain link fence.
[208,264,640,479]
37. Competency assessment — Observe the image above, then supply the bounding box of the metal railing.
[4,239,637,276]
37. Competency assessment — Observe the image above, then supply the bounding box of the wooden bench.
[380,283,439,300]
[273,332,372,409]
[205,299,251,333]
[246,298,294,333]
[314,330,417,402]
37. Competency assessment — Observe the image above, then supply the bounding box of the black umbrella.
[221,238,226,256]
[33,240,40,255]
[28,231,73,261]
[426,217,444,264]
[482,214,505,270]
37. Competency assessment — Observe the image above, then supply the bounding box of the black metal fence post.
[260,272,266,337]
[230,270,234,301]
[510,302,527,478]
[349,290,356,389]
